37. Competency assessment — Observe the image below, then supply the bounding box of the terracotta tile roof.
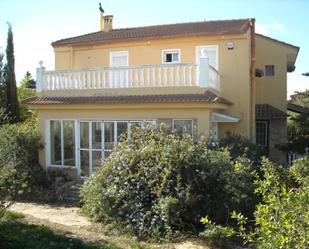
[256,104,287,119]
[287,103,309,114]
[23,90,232,106]
[52,19,252,47]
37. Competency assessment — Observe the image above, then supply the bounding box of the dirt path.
[9,202,210,249]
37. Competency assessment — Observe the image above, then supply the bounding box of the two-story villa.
[24,12,299,178]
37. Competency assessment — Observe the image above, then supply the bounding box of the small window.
[162,49,180,63]
[256,121,268,147]
[265,65,275,76]
[173,119,193,136]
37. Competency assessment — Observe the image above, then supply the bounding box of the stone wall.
[269,118,287,165]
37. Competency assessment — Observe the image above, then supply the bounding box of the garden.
[0,24,308,249]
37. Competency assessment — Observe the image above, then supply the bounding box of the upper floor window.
[110,51,129,67]
[162,49,180,63]
[265,65,275,76]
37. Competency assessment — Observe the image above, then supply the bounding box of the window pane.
[63,121,75,166]
[265,65,275,76]
[172,53,179,62]
[165,53,172,62]
[80,150,89,177]
[104,150,113,159]
[256,121,267,146]
[104,122,114,150]
[80,122,89,149]
[117,122,128,142]
[50,120,62,165]
[92,122,102,149]
[173,120,193,136]
[92,151,102,173]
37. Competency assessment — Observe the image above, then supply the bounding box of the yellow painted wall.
[255,35,290,111]
[52,32,252,138]
[37,104,211,167]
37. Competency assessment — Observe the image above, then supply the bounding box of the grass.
[0,210,121,249]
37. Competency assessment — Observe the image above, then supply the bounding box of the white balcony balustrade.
[36,59,220,93]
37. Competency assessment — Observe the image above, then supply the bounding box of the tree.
[0,53,9,124]
[20,71,36,89]
[4,23,20,123]
[287,90,309,152]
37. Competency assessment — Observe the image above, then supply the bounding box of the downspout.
[250,19,256,141]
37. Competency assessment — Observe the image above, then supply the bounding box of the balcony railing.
[36,58,220,92]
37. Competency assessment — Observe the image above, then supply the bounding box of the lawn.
[0,211,120,249]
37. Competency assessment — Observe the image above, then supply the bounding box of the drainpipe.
[250,19,256,141]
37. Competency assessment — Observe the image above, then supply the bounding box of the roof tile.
[52,19,252,47]
[23,90,232,106]
[256,104,287,119]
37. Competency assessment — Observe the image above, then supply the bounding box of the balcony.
[36,58,220,93]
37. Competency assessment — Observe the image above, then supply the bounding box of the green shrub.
[0,118,44,200]
[199,216,234,248]
[3,210,25,220]
[232,157,309,249]
[215,131,265,165]
[81,124,257,240]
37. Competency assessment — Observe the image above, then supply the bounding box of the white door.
[79,121,104,177]
[109,51,129,87]
[196,45,218,69]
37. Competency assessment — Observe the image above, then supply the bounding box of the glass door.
[79,121,103,177]
[79,120,139,177]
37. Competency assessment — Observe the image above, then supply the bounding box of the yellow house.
[25,12,299,178]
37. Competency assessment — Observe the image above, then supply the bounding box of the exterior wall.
[255,36,288,112]
[268,118,287,165]
[37,104,212,169]
[52,32,252,138]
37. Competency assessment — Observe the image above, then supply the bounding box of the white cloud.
[255,23,269,35]
[255,22,289,36]
[271,22,289,35]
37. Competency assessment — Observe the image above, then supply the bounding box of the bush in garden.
[231,157,309,249]
[81,124,257,240]
[0,118,45,201]
[214,131,265,165]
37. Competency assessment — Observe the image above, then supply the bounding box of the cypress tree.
[5,23,20,123]
[0,53,7,124]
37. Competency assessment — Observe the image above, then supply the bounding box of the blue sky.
[0,0,308,97]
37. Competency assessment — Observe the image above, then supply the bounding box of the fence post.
[198,56,209,88]
[36,60,45,93]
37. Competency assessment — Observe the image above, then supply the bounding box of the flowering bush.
[81,124,257,240]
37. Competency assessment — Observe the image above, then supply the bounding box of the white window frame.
[109,51,129,67]
[172,119,194,136]
[46,119,157,176]
[212,122,219,140]
[265,65,275,77]
[162,49,181,64]
[195,45,219,70]
[46,119,77,169]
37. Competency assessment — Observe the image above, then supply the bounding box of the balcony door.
[195,45,218,69]
[109,51,129,88]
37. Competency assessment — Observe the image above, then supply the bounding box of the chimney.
[100,14,113,32]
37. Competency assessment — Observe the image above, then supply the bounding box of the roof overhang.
[213,112,240,123]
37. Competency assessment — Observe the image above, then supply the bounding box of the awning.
[213,112,240,123]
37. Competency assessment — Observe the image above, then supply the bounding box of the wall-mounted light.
[227,41,234,50]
